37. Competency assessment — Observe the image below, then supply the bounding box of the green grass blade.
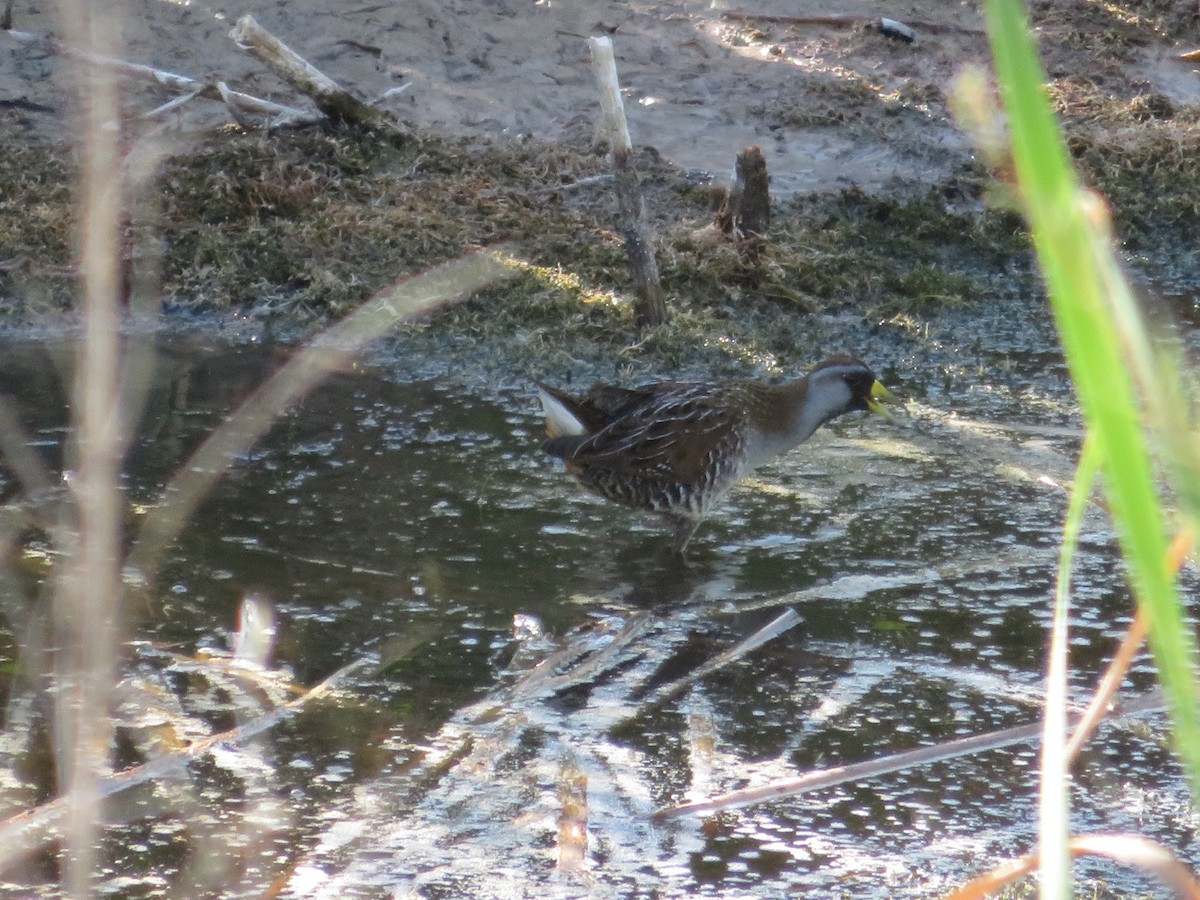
[985,0,1200,801]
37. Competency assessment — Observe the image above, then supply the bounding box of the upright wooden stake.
[587,36,670,328]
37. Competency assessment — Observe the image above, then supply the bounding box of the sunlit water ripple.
[0,326,1194,899]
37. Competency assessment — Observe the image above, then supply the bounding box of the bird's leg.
[669,515,703,554]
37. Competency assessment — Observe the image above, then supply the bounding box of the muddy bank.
[0,1,1198,381]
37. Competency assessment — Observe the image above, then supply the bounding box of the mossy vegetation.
[0,72,1197,375]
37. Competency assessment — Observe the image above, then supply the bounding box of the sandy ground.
[5,1,1195,197]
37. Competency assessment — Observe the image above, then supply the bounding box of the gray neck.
[745,372,855,467]
[793,374,854,442]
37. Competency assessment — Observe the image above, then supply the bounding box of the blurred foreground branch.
[126,247,519,584]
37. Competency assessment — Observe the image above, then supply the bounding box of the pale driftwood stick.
[590,36,632,155]
[229,15,383,127]
[217,80,253,128]
[368,83,413,107]
[218,81,314,126]
[4,28,207,94]
[143,87,206,119]
[4,28,314,127]
[214,80,316,128]
[587,36,669,328]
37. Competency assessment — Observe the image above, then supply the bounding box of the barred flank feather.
[536,357,887,550]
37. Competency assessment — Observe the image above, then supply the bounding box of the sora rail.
[537,357,893,551]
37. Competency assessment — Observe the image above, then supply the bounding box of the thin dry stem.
[945,834,1200,900]
[1065,527,1194,761]
[653,692,1165,821]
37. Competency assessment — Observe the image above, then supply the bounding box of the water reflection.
[0,333,1193,897]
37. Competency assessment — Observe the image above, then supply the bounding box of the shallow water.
[0,329,1194,898]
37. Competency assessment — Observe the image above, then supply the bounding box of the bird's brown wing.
[549,384,746,484]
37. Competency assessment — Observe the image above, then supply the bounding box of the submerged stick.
[0,657,370,869]
[229,15,384,126]
[653,691,1166,821]
[587,36,669,328]
[630,608,802,717]
[555,758,589,873]
[512,611,656,699]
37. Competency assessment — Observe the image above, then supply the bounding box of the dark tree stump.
[714,145,771,263]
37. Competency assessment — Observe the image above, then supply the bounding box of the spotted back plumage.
[541,381,757,520]
[536,357,888,549]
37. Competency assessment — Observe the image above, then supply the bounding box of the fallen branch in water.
[626,607,802,720]
[653,691,1166,821]
[0,656,371,870]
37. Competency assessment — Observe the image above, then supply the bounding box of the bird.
[536,357,894,551]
